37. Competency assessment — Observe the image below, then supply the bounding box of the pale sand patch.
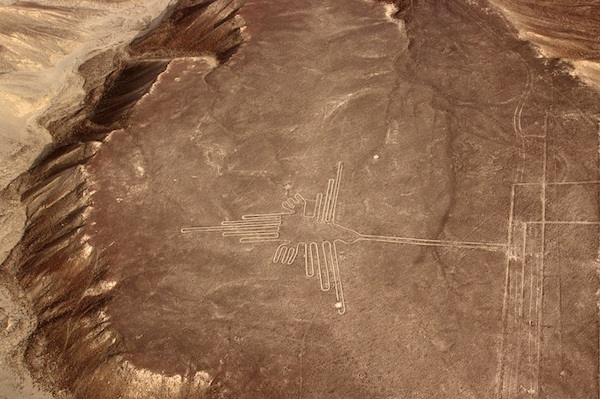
[0,1,175,398]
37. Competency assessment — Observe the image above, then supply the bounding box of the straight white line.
[219,224,281,231]
[331,162,343,223]
[513,181,600,186]
[331,241,346,315]
[511,223,528,397]
[535,130,548,396]
[181,226,228,233]
[222,231,279,237]
[320,241,332,291]
[322,179,335,223]
[315,193,323,222]
[221,220,281,226]
[358,234,506,251]
[526,223,534,384]
[520,223,526,319]
[239,237,285,243]
[241,213,286,219]
[508,265,517,399]
[527,221,600,225]
[497,183,516,399]
[547,181,600,186]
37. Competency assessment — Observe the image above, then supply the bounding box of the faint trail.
[297,312,316,399]
[513,69,534,183]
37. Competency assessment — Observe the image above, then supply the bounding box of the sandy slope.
[0,0,173,190]
[489,0,600,89]
[0,1,173,397]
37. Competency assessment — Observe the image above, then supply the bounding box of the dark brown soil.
[85,0,599,397]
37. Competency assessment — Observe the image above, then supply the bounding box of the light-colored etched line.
[223,230,281,237]
[297,194,311,217]
[240,237,284,243]
[534,246,543,397]
[535,134,548,397]
[241,213,287,219]
[525,223,536,392]
[324,179,335,222]
[315,193,323,222]
[330,241,346,314]
[317,188,327,224]
[308,242,326,291]
[181,226,228,233]
[547,180,600,186]
[298,242,312,277]
[219,223,280,230]
[527,226,534,371]
[285,247,297,264]
[229,235,280,242]
[222,228,280,235]
[507,215,529,398]
[527,221,600,225]
[220,225,280,232]
[507,254,518,399]
[273,244,286,263]
[321,179,335,223]
[330,162,343,223]
[222,227,279,234]
[285,195,302,209]
[224,234,281,240]
[557,248,564,377]
[183,215,282,233]
[282,201,294,213]
[511,182,539,186]
[510,223,528,398]
[357,234,506,251]
[520,223,527,318]
[223,224,280,234]
[318,242,331,291]
[513,69,533,183]
[279,246,289,262]
[221,220,281,226]
[513,180,600,186]
[283,194,304,214]
[323,241,335,293]
[307,242,316,278]
[507,271,519,399]
[497,183,516,399]
[222,232,279,239]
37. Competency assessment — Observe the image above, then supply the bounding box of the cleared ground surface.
[81,0,599,398]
